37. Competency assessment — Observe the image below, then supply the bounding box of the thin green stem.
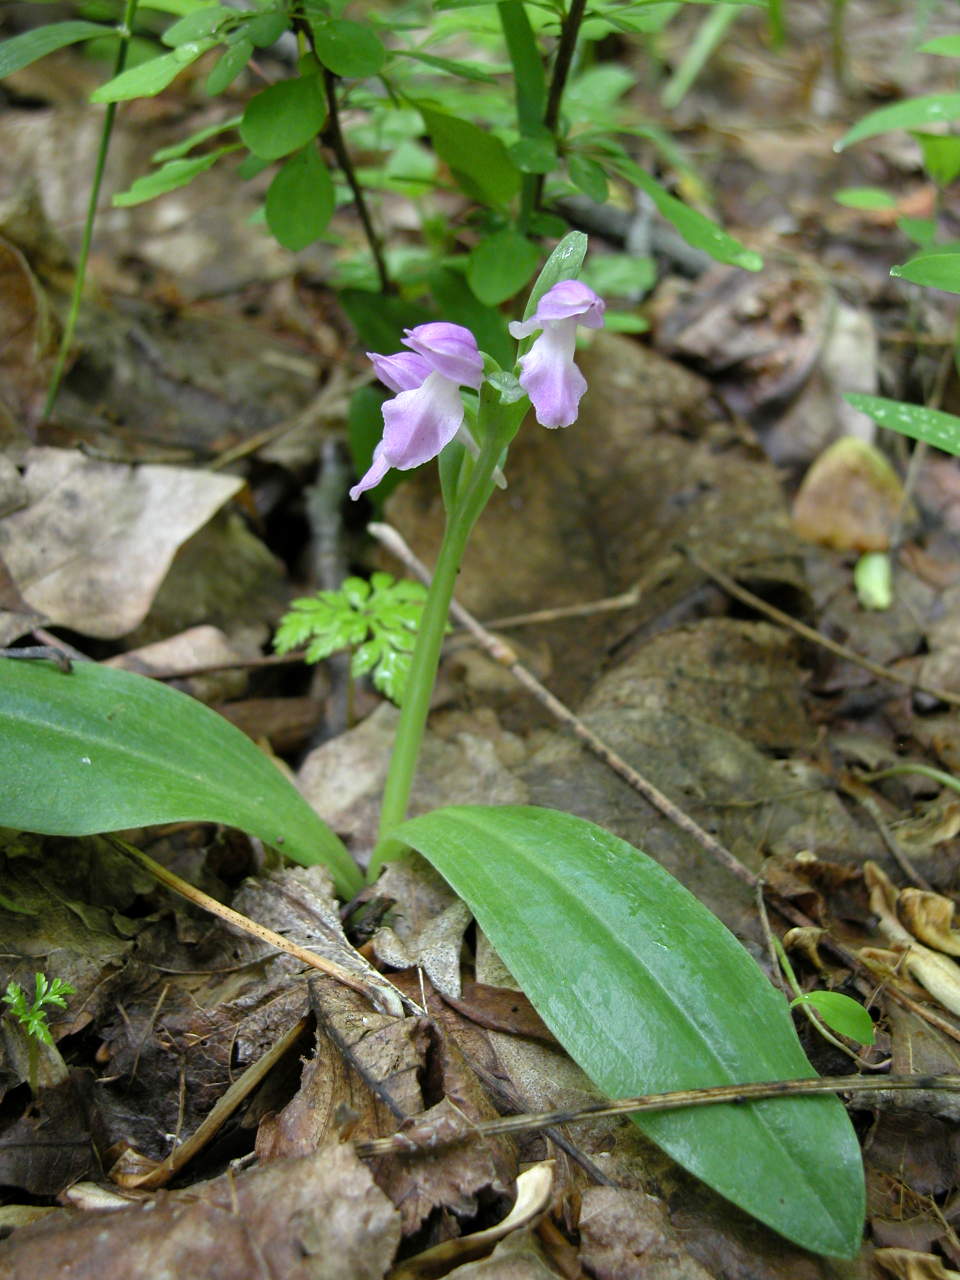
[370,425,508,877]
[43,0,139,421]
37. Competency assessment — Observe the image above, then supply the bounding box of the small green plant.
[274,572,431,705]
[3,972,76,1094]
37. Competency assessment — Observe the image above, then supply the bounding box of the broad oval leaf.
[240,76,327,160]
[845,392,960,456]
[420,106,520,208]
[311,19,385,77]
[890,249,960,294]
[396,805,864,1258]
[0,657,361,897]
[836,94,960,149]
[264,148,335,250]
[467,229,540,305]
[792,992,875,1045]
[0,21,111,79]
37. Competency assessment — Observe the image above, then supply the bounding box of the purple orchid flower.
[350,323,483,500]
[508,280,605,429]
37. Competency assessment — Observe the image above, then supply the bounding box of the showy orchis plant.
[0,233,865,1255]
[353,244,604,865]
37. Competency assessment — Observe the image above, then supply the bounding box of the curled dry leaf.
[792,437,906,552]
[864,863,960,1016]
[899,889,960,957]
[875,1247,960,1280]
[388,1161,554,1280]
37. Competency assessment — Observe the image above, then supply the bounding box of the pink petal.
[379,371,466,469]
[532,280,605,328]
[367,350,432,394]
[402,323,483,388]
[348,447,391,500]
[517,321,587,429]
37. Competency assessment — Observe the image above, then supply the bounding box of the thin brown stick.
[681,545,960,711]
[353,1073,960,1158]
[106,836,417,1017]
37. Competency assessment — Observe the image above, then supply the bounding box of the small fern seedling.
[274,572,432,705]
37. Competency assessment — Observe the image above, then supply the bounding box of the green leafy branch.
[274,572,434,705]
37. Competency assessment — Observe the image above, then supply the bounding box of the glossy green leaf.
[497,0,546,135]
[0,658,361,897]
[792,992,875,1045]
[836,94,960,149]
[112,148,233,206]
[0,21,111,78]
[241,76,327,160]
[394,51,496,83]
[152,114,241,161]
[833,186,896,210]
[265,148,335,249]
[631,164,762,271]
[420,106,520,207]
[396,805,864,1258]
[311,19,385,76]
[162,5,233,46]
[912,132,960,187]
[521,230,588,321]
[205,38,253,93]
[91,42,216,101]
[897,216,937,248]
[243,10,290,47]
[919,34,960,57]
[568,152,609,203]
[890,249,960,293]
[467,229,540,305]
[845,393,960,456]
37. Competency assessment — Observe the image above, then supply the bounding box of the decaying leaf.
[864,863,960,1015]
[0,235,55,436]
[0,1143,401,1280]
[793,437,907,552]
[876,1247,960,1280]
[0,447,244,637]
[390,1162,553,1280]
[899,889,960,956]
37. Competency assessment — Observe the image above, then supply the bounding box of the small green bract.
[274,572,430,704]
[3,972,76,1047]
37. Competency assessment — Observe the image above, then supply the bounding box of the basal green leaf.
[395,806,865,1258]
[91,41,216,101]
[467,229,540,305]
[836,94,960,150]
[0,21,111,79]
[420,106,520,207]
[265,148,334,249]
[112,148,233,206]
[311,18,385,76]
[845,393,960,456]
[891,248,960,293]
[0,658,361,896]
[240,75,327,160]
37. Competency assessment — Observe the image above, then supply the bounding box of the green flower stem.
[369,401,519,879]
[43,0,139,421]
